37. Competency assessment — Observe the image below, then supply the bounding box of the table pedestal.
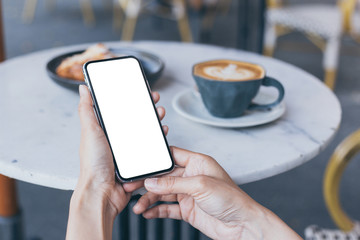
[0,175,22,240]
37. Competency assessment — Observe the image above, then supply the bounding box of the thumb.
[144,175,211,197]
[78,85,98,130]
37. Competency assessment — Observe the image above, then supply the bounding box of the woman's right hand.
[125,147,301,240]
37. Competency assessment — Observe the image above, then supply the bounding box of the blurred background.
[2,0,360,239]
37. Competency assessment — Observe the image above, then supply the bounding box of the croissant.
[56,43,115,81]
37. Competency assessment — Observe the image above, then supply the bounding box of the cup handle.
[248,76,285,110]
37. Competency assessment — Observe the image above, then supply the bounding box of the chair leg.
[79,0,96,26]
[22,0,38,23]
[0,175,23,240]
[323,38,340,90]
[324,69,337,90]
[121,0,141,41]
[174,0,193,42]
[263,46,275,56]
[113,1,124,31]
[177,16,193,42]
[263,22,277,56]
[121,16,138,41]
[0,175,18,217]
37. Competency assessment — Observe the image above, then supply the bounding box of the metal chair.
[323,129,360,232]
[116,0,193,42]
[113,0,238,43]
[22,0,96,25]
[304,129,360,239]
[263,0,359,90]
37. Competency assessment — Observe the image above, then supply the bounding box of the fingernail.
[133,204,139,213]
[145,178,158,188]
[79,85,86,97]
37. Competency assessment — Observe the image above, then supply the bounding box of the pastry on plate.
[56,43,115,81]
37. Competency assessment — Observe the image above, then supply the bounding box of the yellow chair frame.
[22,0,96,26]
[267,0,357,30]
[265,0,358,90]
[323,129,360,231]
[116,0,192,42]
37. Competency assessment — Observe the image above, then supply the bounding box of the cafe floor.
[2,0,360,239]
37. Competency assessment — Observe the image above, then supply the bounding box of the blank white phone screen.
[86,57,173,180]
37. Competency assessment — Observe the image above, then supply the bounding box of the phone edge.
[82,56,175,183]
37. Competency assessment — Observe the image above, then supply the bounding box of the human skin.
[66,85,167,240]
[67,85,302,240]
[125,149,303,240]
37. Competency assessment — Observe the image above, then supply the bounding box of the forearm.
[242,203,302,240]
[66,183,117,240]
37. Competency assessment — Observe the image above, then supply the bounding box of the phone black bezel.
[83,56,175,182]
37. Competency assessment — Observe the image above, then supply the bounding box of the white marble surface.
[0,41,341,190]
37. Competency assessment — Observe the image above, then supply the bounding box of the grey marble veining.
[0,41,341,190]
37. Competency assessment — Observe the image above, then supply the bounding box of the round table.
[0,41,341,190]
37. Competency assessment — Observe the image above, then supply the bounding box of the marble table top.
[0,41,341,190]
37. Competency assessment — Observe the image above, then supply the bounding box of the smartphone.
[83,56,174,182]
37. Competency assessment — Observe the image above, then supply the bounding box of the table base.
[0,212,23,240]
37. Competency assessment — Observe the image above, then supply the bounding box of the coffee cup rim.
[192,59,266,82]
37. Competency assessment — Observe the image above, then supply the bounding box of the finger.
[151,92,160,104]
[133,192,160,214]
[169,146,203,168]
[123,180,144,193]
[170,147,234,185]
[157,106,165,120]
[123,167,184,193]
[143,204,182,220]
[164,166,184,177]
[133,192,177,214]
[78,85,98,130]
[144,175,210,196]
[162,125,169,136]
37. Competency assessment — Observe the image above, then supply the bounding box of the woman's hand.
[66,85,168,240]
[126,147,302,240]
[75,85,168,214]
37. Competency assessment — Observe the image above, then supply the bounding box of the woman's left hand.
[66,85,168,240]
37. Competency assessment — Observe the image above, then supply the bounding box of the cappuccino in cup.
[194,60,264,82]
[193,60,285,118]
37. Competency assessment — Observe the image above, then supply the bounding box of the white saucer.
[172,89,286,128]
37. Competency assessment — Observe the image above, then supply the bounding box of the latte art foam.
[193,60,264,82]
[204,64,256,81]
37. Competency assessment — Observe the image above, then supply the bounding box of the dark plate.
[46,48,165,90]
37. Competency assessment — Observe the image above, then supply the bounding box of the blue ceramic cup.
[193,60,285,118]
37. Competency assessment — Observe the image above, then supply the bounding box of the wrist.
[240,203,302,240]
[66,180,117,240]
[226,188,301,240]
[71,179,118,220]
